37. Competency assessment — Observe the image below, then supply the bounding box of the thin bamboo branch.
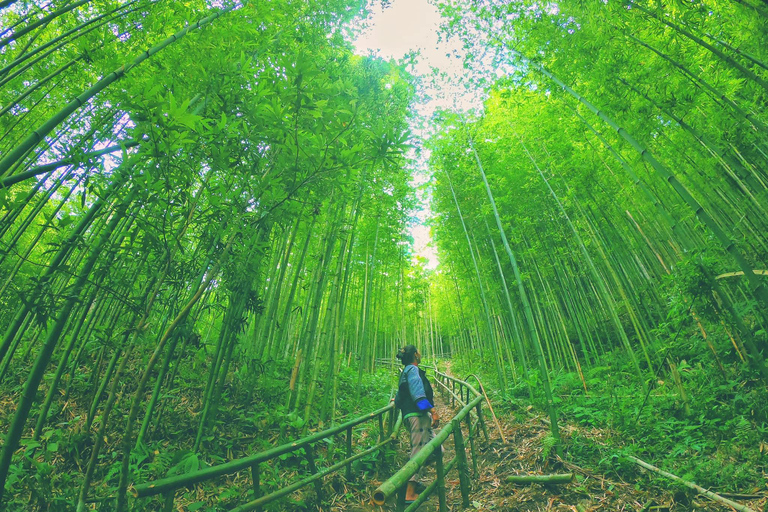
[628,455,758,512]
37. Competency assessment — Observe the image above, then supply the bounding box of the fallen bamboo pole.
[627,456,757,512]
[506,473,573,484]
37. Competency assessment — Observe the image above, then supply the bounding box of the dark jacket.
[395,364,434,418]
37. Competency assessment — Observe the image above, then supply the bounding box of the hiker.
[394,345,439,503]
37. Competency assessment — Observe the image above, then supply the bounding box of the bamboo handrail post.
[386,412,395,466]
[466,414,478,477]
[435,441,447,512]
[389,412,403,469]
[162,491,174,512]
[304,445,322,502]
[378,413,385,470]
[404,457,458,512]
[476,402,490,442]
[396,485,407,512]
[345,426,353,481]
[452,418,470,507]
[250,463,262,512]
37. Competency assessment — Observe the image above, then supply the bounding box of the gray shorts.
[405,414,435,483]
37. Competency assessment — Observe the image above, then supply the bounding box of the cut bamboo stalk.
[627,456,757,512]
[506,473,574,484]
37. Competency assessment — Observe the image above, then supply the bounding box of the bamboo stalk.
[0,0,90,51]
[0,1,241,179]
[0,0,144,78]
[627,1,768,94]
[627,456,757,512]
[0,139,141,187]
[466,135,562,446]
[0,184,137,502]
[506,473,574,484]
[517,52,768,316]
[444,169,506,391]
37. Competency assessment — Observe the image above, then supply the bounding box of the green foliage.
[428,0,768,496]
[661,250,722,323]
[541,434,557,460]
[0,0,417,508]
[1,0,768,508]
[566,349,766,490]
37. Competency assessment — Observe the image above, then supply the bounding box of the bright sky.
[353,0,481,271]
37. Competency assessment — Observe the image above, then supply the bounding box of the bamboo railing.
[372,369,489,512]
[132,403,401,512]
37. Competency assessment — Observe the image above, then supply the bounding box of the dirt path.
[336,367,767,512]
[467,405,767,512]
[335,387,460,512]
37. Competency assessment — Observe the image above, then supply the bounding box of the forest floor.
[334,369,768,512]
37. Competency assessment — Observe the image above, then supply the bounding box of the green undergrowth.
[0,358,395,511]
[450,329,768,495]
[144,361,396,511]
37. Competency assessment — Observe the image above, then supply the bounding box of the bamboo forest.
[0,0,767,510]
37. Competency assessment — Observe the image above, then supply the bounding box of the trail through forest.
[344,365,767,512]
[473,406,768,512]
